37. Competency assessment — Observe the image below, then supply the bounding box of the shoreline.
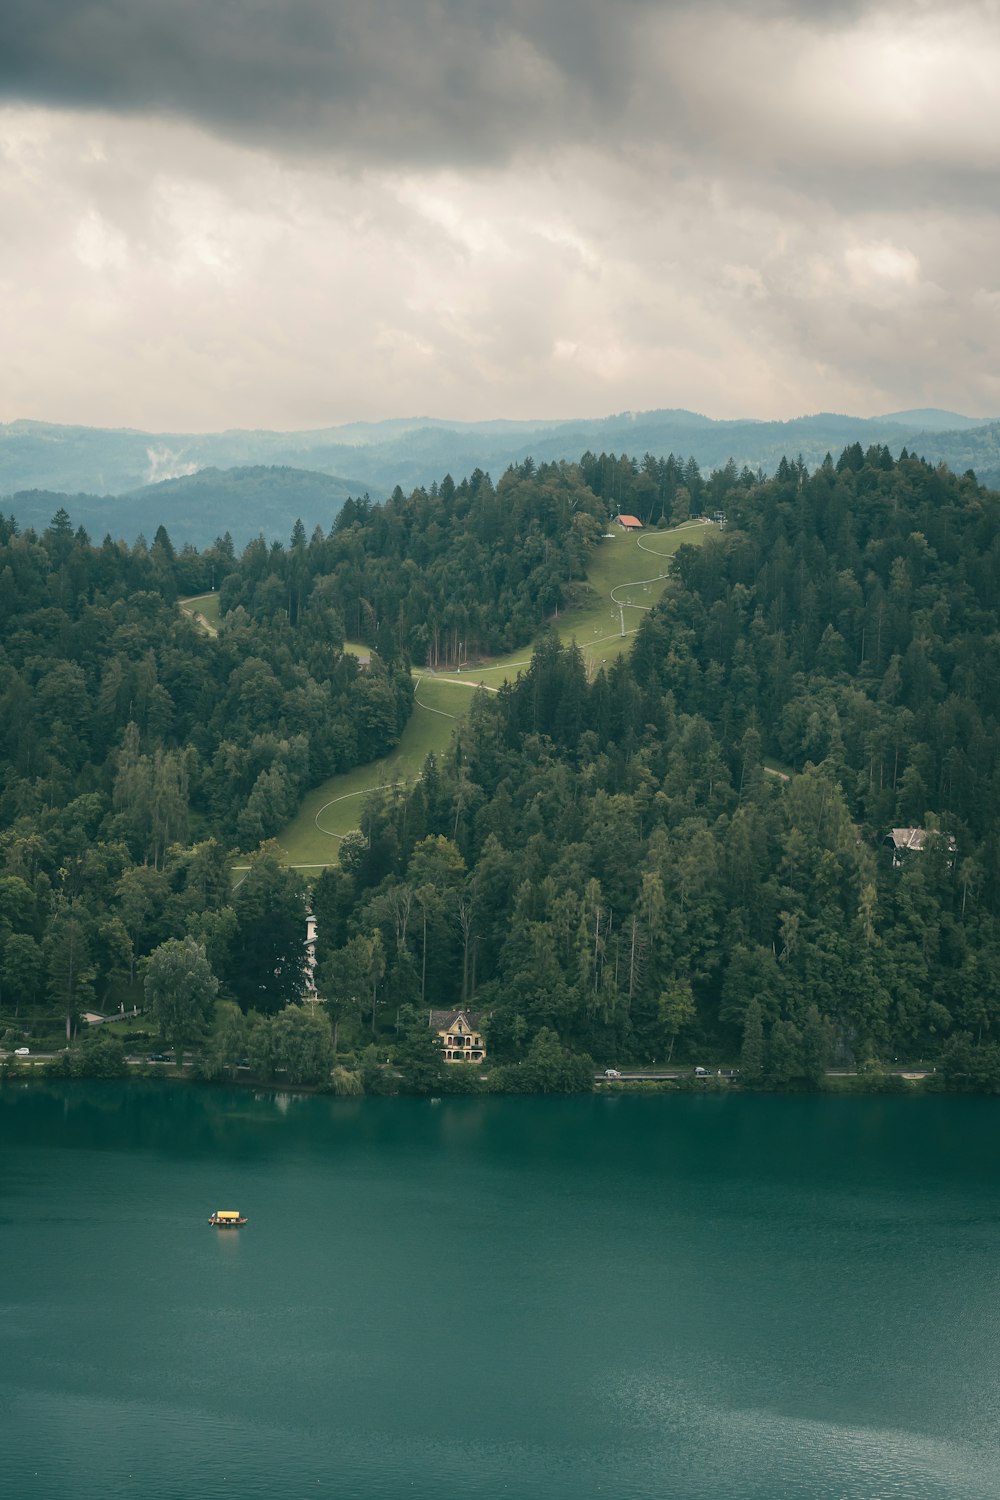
[0,1064,950,1099]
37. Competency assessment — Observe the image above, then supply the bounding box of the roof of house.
[886,827,926,851]
[429,1008,484,1032]
[885,827,957,852]
[615,514,643,528]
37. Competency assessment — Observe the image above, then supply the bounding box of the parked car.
[147,1053,169,1063]
[694,1066,709,1076]
[604,1068,622,1079]
[14,1047,30,1056]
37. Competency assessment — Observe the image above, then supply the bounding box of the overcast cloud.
[1,0,998,430]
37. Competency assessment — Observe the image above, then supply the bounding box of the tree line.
[310,445,1000,1090]
[4,444,1000,1093]
[0,463,606,1068]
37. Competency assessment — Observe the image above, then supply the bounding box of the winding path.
[179,593,219,637]
[274,519,714,866]
[313,782,409,841]
[605,520,709,630]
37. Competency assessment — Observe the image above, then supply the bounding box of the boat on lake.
[209,1210,247,1227]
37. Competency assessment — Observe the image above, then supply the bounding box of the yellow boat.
[209,1209,247,1227]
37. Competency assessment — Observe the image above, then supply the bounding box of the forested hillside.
[3,445,1000,1090]
[223,461,605,666]
[314,445,1000,1088]
[0,506,412,1041]
[5,408,999,505]
[0,465,603,1059]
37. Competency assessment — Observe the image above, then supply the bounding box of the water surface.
[2,1084,999,1498]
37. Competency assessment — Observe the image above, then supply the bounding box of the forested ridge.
[314,444,1000,1090]
[0,464,601,1070]
[3,445,1000,1091]
[223,461,605,666]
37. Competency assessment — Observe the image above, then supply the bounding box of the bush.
[360,1045,398,1096]
[440,1065,485,1095]
[938,1034,1000,1094]
[489,1028,594,1095]
[327,1065,364,1097]
[69,1033,127,1079]
[821,1070,908,1095]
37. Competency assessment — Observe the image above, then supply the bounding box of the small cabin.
[429,1009,486,1064]
[613,514,643,531]
[884,827,957,868]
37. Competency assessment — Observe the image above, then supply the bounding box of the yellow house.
[429,1009,486,1064]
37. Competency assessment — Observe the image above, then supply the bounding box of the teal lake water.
[2,1084,1000,1499]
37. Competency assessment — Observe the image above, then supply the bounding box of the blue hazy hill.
[3,408,998,545]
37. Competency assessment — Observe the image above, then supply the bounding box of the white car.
[604,1068,622,1079]
[14,1047,29,1056]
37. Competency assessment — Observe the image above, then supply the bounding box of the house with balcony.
[429,1009,486,1064]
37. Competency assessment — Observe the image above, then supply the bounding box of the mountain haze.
[3,409,999,545]
[5,467,358,550]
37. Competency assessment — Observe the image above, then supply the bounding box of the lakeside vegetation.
[3,446,1000,1094]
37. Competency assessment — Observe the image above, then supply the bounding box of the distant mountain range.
[2,467,361,552]
[2,408,998,547]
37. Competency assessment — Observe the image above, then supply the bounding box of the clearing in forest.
[272,520,712,868]
[178,592,221,635]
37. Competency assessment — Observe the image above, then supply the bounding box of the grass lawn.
[179,592,221,629]
[91,1015,146,1037]
[553,519,710,672]
[275,675,478,865]
[268,520,714,870]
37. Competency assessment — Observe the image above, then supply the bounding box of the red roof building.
[613,514,643,530]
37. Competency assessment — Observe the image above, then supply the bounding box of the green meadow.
[272,520,712,868]
[178,591,221,630]
[270,676,482,868]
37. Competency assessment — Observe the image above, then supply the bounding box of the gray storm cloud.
[1,0,999,428]
[6,0,644,162]
[3,1,995,176]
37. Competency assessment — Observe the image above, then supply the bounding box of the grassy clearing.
[179,592,221,630]
[277,679,469,864]
[553,520,710,673]
[89,1015,146,1038]
[272,520,713,869]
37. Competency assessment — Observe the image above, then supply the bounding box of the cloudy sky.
[1,0,999,431]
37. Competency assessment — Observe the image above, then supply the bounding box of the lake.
[2,1083,999,1499]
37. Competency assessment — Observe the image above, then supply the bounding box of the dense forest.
[3,444,1000,1091]
[222,461,605,666]
[0,464,601,1074]
[314,444,1000,1090]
